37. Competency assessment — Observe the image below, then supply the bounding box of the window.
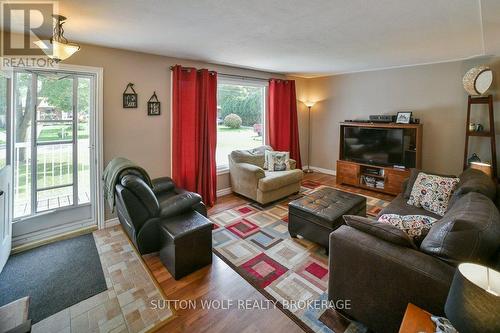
[216,78,267,168]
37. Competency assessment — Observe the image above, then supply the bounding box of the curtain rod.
[218,73,270,82]
[169,66,271,82]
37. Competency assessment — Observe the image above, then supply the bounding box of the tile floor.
[32,226,173,333]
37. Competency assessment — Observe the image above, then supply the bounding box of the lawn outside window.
[216,77,268,170]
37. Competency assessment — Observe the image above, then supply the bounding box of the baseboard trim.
[104,217,120,228]
[217,187,232,197]
[303,165,336,176]
[11,225,97,254]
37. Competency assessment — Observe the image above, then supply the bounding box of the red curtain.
[268,79,302,168]
[172,65,217,206]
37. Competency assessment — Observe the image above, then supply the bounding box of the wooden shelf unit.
[463,95,497,178]
[336,122,423,195]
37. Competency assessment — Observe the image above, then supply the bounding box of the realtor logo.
[1,1,58,68]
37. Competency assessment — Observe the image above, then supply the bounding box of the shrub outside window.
[216,78,267,169]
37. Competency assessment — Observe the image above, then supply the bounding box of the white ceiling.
[56,0,500,76]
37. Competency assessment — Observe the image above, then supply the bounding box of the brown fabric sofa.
[328,168,500,333]
[229,146,304,204]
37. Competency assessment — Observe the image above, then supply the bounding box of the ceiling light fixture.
[34,15,80,62]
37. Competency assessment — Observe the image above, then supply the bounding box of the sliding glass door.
[12,70,96,239]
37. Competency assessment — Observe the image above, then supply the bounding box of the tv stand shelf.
[337,160,410,195]
[337,122,422,195]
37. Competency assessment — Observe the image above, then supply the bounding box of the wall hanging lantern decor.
[34,15,80,62]
[463,65,493,96]
[147,92,161,116]
[123,83,138,108]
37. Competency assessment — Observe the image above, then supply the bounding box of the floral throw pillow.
[265,151,290,171]
[407,172,459,216]
[378,214,438,244]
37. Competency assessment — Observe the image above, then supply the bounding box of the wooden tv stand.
[336,122,422,195]
[336,160,411,195]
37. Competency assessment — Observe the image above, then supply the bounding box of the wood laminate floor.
[144,172,393,333]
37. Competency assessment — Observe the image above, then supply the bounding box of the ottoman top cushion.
[159,211,212,241]
[289,187,366,223]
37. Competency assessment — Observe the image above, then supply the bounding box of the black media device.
[369,115,397,123]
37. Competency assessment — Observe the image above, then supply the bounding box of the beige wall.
[292,57,500,176]
[62,43,283,189]
[10,32,500,217]
[48,43,282,218]
[293,77,310,167]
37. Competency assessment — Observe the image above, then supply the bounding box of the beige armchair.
[229,146,304,204]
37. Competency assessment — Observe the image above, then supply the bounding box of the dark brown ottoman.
[159,211,213,280]
[288,187,366,249]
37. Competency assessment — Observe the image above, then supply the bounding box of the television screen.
[343,127,405,167]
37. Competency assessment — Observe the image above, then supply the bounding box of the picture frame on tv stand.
[396,111,412,124]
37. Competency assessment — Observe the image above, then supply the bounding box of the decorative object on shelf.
[463,66,493,96]
[34,15,80,62]
[467,153,481,165]
[147,91,161,116]
[123,83,138,108]
[445,263,500,333]
[468,123,484,132]
[302,100,315,173]
[470,161,493,178]
[396,111,412,124]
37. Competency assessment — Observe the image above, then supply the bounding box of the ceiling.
[55,0,500,76]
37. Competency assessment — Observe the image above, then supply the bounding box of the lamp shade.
[34,40,80,62]
[462,66,493,96]
[445,263,500,333]
[303,101,315,108]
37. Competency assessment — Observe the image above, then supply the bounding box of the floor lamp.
[303,101,315,173]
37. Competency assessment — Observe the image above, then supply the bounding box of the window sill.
[217,166,230,176]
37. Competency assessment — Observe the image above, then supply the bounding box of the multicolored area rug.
[210,181,390,333]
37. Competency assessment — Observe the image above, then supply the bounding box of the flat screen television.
[342,127,406,167]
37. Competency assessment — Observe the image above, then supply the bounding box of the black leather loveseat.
[115,171,207,254]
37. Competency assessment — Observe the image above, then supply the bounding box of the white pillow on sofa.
[378,214,438,244]
[407,172,459,216]
[265,151,290,171]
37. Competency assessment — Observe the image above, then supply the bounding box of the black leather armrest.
[135,217,162,254]
[152,177,176,195]
[160,192,203,218]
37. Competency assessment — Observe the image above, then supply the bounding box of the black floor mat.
[0,233,107,324]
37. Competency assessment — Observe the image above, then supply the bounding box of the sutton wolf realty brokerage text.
[151,299,351,311]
